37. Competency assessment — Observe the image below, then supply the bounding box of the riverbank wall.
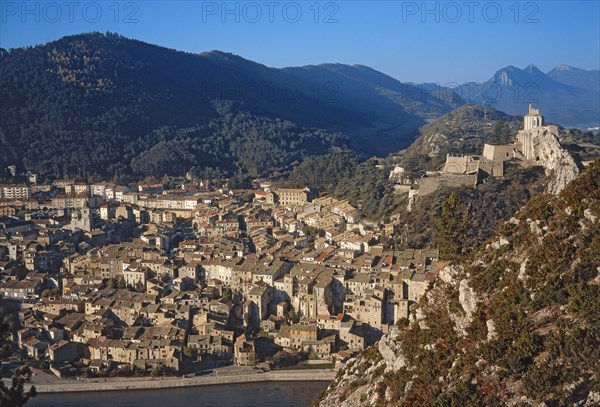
[30,370,336,393]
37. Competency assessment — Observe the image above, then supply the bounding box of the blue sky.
[1,1,599,83]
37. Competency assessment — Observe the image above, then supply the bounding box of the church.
[516,105,560,161]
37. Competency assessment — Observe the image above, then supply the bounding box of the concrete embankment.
[31,370,336,393]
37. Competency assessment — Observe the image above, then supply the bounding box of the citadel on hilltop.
[516,105,559,161]
[391,105,580,198]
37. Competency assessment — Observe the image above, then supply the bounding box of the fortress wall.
[419,174,478,196]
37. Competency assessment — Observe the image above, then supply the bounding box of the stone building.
[0,184,31,199]
[517,104,559,161]
[442,155,480,175]
[515,105,579,194]
[274,188,310,206]
[482,144,519,162]
[68,208,93,232]
[523,104,543,130]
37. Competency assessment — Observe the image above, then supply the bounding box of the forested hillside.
[400,104,522,171]
[128,105,348,180]
[0,32,461,180]
[283,64,465,152]
[0,33,347,180]
[286,152,405,221]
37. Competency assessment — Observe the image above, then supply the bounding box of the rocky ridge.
[525,128,580,195]
[316,159,600,406]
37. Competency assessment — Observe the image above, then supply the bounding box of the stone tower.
[517,105,551,161]
[524,104,543,130]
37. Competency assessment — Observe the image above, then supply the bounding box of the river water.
[27,381,328,407]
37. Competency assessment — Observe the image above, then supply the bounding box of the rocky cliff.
[317,160,600,406]
[519,126,580,195]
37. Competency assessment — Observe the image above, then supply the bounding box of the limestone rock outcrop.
[526,128,580,195]
[316,160,600,407]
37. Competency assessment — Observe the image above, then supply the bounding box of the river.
[27,381,328,407]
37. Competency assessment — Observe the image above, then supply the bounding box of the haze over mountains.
[455,64,600,127]
[547,64,600,89]
[0,32,598,180]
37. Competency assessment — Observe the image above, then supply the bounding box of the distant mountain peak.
[524,63,541,73]
[492,65,524,85]
[458,63,599,127]
[495,68,518,85]
[498,65,519,73]
[555,64,575,72]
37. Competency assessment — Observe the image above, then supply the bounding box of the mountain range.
[0,33,462,179]
[0,32,598,180]
[455,64,599,128]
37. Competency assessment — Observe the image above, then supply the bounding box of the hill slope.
[399,104,522,170]
[0,33,461,179]
[317,159,600,406]
[284,64,465,153]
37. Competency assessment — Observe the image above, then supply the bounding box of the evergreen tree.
[434,192,468,260]
[0,367,37,407]
[488,121,514,145]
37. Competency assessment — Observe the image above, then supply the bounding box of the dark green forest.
[286,152,404,220]
[128,106,347,179]
[0,32,465,181]
[0,33,353,180]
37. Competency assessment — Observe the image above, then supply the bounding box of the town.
[0,169,441,378]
